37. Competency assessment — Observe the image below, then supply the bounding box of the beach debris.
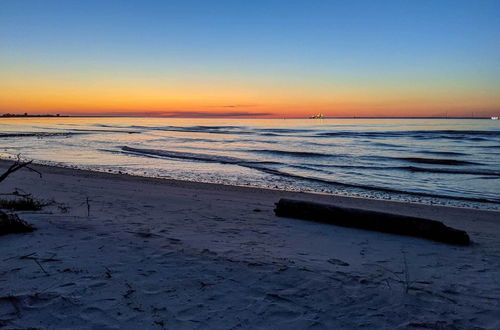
[86,197,90,217]
[78,197,91,216]
[0,210,36,236]
[274,199,470,245]
[19,253,50,276]
[0,195,48,211]
[0,154,42,184]
[0,190,60,212]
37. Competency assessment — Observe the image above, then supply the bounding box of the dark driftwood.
[274,199,470,246]
[0,155,42,184]
[0,210,35,236]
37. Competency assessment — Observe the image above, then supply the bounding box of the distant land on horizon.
[1,112,495,120]
[1,113,67,118]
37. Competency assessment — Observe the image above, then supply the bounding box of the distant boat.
[492,116,498,120]
[309,113,324,119]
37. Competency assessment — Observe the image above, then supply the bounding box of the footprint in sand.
[327,258,350,267]
[80,306,117,327]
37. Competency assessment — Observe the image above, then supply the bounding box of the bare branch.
[26,166,42,178]
[0,155,40,184]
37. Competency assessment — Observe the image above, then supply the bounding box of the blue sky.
[1,0,499,116]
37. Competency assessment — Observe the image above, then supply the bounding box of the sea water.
[1,117,499,209]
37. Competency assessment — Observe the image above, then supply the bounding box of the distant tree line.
[1,113,66,117]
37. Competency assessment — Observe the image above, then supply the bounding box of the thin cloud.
[70,110,273,118]
[204,104,258,109]
[157,111,272,118]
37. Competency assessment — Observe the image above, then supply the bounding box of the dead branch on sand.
[0,154,42,184]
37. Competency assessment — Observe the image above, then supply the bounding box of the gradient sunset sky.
[1,0,499,118]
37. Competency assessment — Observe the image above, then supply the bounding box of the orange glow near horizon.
[2,1,499,119]
[1,74,499,118]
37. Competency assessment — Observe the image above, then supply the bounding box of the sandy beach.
[1,159,499,329]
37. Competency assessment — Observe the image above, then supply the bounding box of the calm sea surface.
[1,117,499,209]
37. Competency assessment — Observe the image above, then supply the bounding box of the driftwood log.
[274,199,470,246]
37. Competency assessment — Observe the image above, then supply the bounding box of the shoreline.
[1,158,499,216]
[1,159,500,328]
[1,117,498,212]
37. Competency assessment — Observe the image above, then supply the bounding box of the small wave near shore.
[1,117,499,209]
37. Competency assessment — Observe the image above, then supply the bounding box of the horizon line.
[1,113,496,120]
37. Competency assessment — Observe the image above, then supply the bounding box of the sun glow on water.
[1,117,499,209]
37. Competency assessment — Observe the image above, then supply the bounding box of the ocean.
[1,117,499,209]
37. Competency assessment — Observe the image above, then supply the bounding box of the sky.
[1,0,499,118]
